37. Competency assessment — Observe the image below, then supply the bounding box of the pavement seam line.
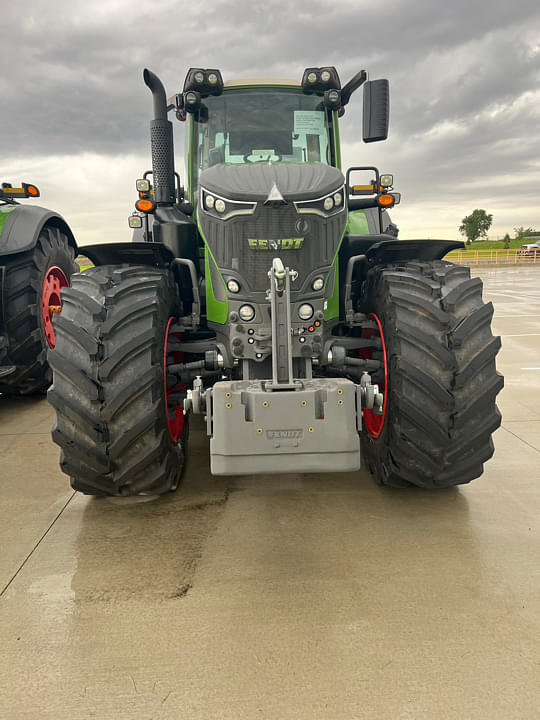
[0,491,76,599]
[500,425,540,453]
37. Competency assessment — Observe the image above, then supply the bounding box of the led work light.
[183,68,224,97]
[136,178,150,192]
[301,66,341,94]
[128,214,143,229]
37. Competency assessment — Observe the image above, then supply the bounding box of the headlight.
[298,304,314,321]
[321,70,331,83]
[307,72,317,84]
[312,277,324,292]
[239,304,255,321]
[227,279,240,294]
[200,188,257,220]
[194,71,205,84]
[207,73,218,85]
[294,185,345,217]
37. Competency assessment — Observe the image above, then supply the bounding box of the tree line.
[459,209,537,247]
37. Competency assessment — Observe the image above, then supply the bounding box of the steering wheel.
[243,152,282,163]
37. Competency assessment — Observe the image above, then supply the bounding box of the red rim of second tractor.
[361,312,388,439]
[164,317,186,444]
[41,266,69,349]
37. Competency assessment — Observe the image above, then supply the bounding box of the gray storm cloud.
[1,0,539,243]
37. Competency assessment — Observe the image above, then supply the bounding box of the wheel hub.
[41,266,69,349]
[164,317,185,443]
[361,312,388,438]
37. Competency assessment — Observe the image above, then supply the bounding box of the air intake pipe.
[143,68,176,205]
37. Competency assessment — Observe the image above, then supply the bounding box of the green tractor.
[0,183,78,394]
[48,66,503,495]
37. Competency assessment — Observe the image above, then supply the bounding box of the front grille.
[200,203,345,292]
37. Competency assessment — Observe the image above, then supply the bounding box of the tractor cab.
[190,81,336,197]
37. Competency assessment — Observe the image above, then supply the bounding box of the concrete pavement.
[0,265,539,719]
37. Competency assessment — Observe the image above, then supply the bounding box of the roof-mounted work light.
[301,66,341,95]
[184,90,202,113]
[323,88,342,111]
[183,68,224,97]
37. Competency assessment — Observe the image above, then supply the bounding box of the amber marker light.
[26,184,39,197]
[377,194,395,207]
[135,198,155,213]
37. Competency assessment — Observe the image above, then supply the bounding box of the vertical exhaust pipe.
[143,68,176,205]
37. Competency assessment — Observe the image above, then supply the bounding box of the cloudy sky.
[2,0,539,245]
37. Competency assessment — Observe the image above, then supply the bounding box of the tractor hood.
[199,162,344,203]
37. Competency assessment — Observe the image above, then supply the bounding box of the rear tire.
[360,260,503,488]
[0,225,77,395]
[48,264,187,496]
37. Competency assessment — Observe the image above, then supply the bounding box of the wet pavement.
[1,265,539,719]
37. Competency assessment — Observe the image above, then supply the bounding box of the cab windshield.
[192,87,334,193]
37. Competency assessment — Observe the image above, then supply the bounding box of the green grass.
[459,238,530,250]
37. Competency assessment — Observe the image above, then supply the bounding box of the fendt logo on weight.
[266,429,304,439]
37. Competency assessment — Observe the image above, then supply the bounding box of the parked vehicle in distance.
[518,240,540,257]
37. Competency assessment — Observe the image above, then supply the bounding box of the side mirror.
[363,79,389,143]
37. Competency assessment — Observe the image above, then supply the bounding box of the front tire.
[0,225,77,395]
[360,260,503,488]
[48,264,187,496]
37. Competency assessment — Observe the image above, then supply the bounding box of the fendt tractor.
[0,183,78,394]
[48,66,503,496]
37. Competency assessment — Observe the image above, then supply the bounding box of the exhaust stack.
[143,69,176,205]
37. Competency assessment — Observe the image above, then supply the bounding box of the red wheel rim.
[41,266,69,349]
[361,312,388,439]
[164,317,185,443]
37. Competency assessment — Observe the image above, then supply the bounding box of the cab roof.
[224,78,301,88]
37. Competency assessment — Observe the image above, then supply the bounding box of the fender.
[79,241,174,267]
[339,235,465,319]
[78,242,199,314]
[365,238,464,265]
[0,204,77,256]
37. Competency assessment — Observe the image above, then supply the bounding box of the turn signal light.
[377,194,395,207]
[135,198,155,213]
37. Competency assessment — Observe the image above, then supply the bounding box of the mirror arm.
[340,70,368,106]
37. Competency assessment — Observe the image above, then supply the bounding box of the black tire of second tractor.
[360,260,503,488]
[0,225,78,395]
[48,264,187,496]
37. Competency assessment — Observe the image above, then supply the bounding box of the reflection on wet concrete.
[1,266,540,718]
